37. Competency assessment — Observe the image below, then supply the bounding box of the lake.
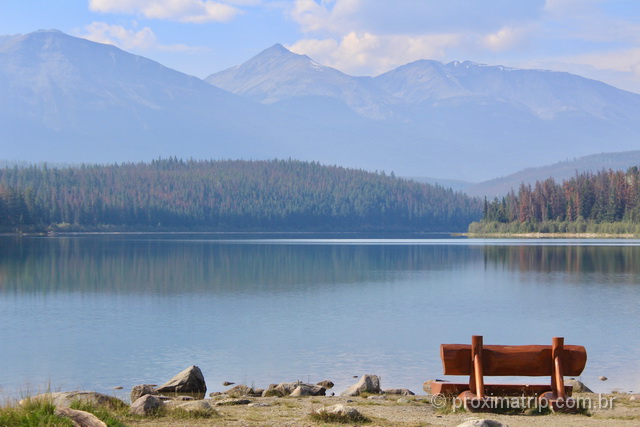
[1,233,639,401]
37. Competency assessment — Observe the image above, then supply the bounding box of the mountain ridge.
[465,150,640,198]
[3,29,640,182]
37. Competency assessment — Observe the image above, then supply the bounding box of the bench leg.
[469,335,485,398]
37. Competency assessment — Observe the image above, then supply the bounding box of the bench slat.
[441,344,587,376]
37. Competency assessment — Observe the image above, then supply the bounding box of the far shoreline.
[462,232,639,238]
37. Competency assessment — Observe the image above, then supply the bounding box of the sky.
[2,0,640,93]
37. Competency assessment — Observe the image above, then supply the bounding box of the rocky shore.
[13,365,640,426]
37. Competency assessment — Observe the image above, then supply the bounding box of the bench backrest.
[441,343,587,377]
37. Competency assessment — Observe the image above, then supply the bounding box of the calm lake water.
[1,233,640,400]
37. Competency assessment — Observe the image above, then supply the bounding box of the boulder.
[315,404,367,422]
[55,407,107,427]
[384,388,415,396]
[20,391,126,409]
[131,384,158,403]
[129,394,164,416]
[565,378,593,393]
[290,384,326,397]
[316,380,334,389]
[456,420,509,427]
[274,381,302,395]
[226,384,254,397]
[155,365,206,394]
[261,387,284,397]
[340,374,381,396]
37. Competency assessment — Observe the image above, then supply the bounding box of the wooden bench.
[426,335,587,411]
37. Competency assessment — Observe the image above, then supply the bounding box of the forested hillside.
[470,167,640,234]
[0,159,481,232]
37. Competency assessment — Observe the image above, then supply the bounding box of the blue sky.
[2,0,640,93]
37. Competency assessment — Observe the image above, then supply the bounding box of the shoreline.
[7,391,640,426]
[462,232,639,238]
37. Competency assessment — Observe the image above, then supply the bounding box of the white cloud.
[284,0,549,75]
[89,0,241,23]
[290,0,546,36]
[288,32,462,76]
[77,22,197,52]
[483,26,531,52]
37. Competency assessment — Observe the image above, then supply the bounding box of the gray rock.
[248,402,271,407]
[131,384,158,403]
[176,400,214,412]
[367,394,387,400]
[226,384,254,397]
[174,395,194,401]
[290,384,326,397]
[155,365,206,394]
[315,404,367,422]
[20,391,126,409]
[129,395,164,416]
[316,380,334,389]
[261,387,284,397]
[274,381,302,395]
[456,420,509,427]
[565,378,593,393]
[340,374,381,396]
[397,397,410,404]
[55,407,107,427]
[384,388,415,396]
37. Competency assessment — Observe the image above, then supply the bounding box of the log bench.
[426,335,587,412]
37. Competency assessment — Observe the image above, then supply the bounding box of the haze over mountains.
[2,30,640,182]
[466,150,640,198]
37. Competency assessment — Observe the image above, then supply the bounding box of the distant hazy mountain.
[207,45,640,181]
[375,60,640,121]
[0,30,330,163]
[466,151,640,198]
[3,30,640,183]
[206,44,397,120]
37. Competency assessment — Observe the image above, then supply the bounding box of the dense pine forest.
[470,167,640,234]
[0,158,482,232]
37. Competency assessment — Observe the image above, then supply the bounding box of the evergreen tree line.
[470,166,640,234]
[0,158,482,232]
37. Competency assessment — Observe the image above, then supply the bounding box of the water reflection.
[483,244,640,279]
[2,235,640,397]
[0,236,482,294]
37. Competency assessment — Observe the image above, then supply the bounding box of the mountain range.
[465,150,640,198]
[2,30,640,182]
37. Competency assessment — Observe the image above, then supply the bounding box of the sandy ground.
[131,392,640,426]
